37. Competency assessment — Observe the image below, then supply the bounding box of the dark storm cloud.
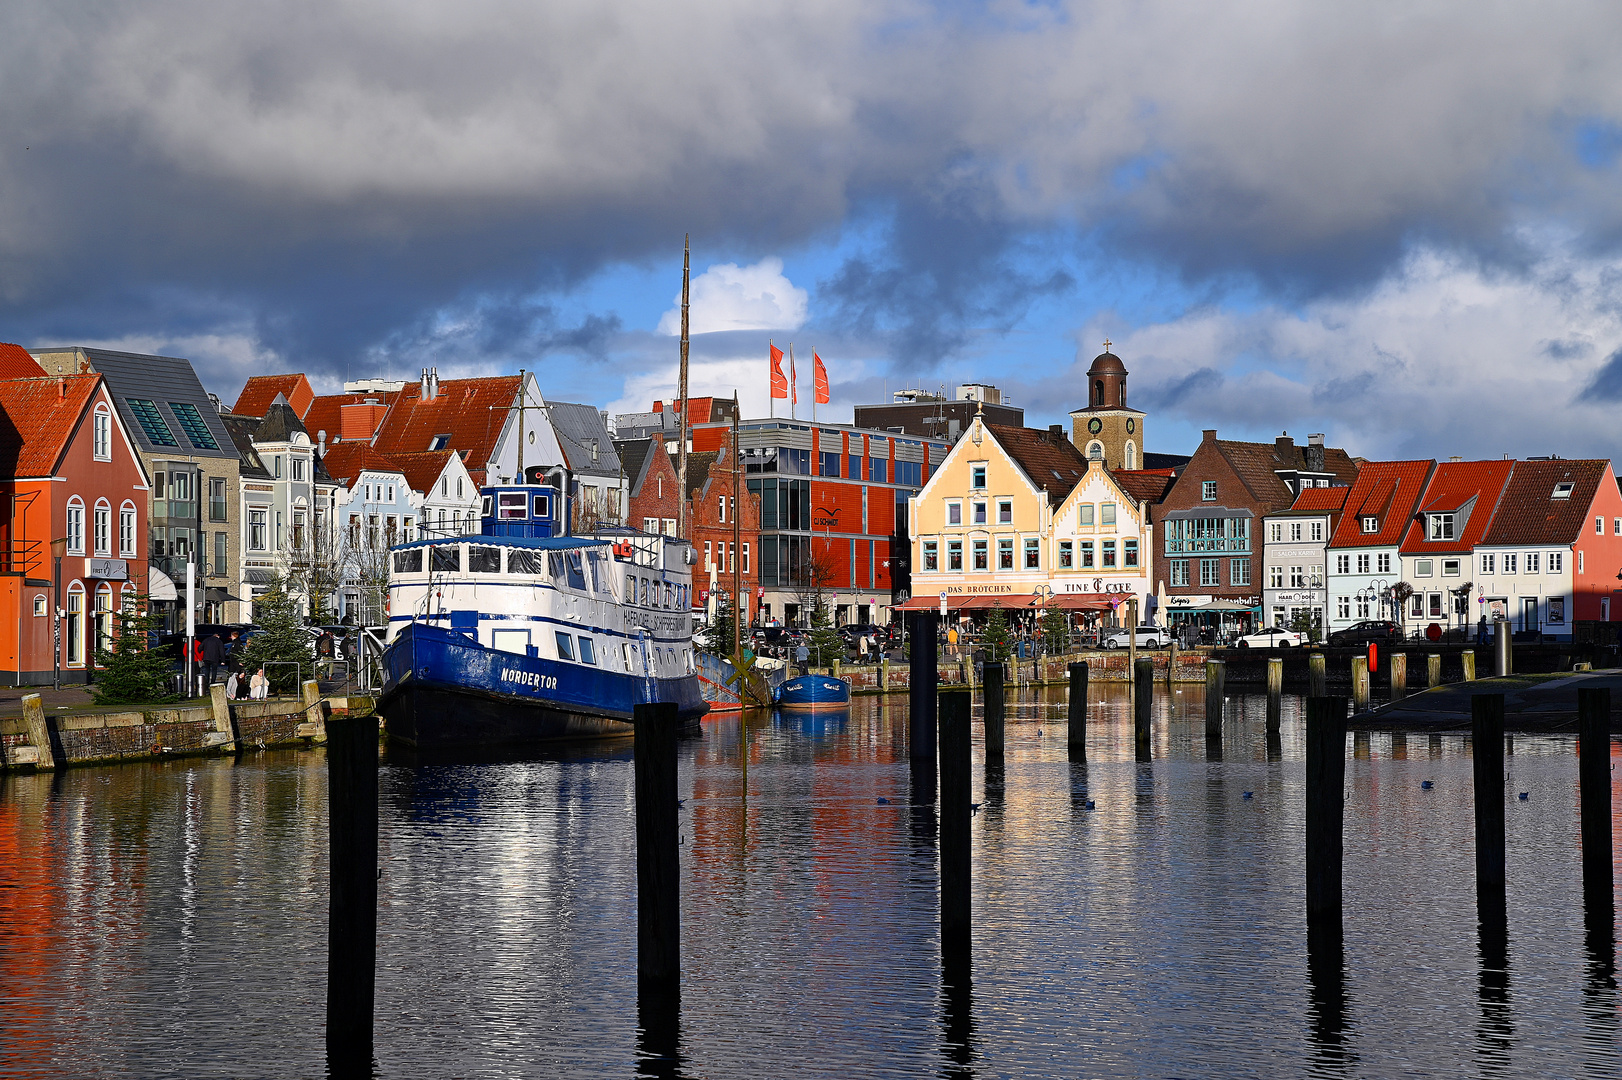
[1579,346,1622,403]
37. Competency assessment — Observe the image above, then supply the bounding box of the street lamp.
[50,537,67,691]
[1033,583,1054,657]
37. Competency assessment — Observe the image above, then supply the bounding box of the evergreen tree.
[93,596,179,706]
[698,592,737,656]
[981,605,1013,662]
[233,577,312,695]
[1039,606,1070,654]
[806,604,845,668]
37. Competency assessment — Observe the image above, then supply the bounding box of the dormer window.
[1428,513,1455,540]
[429,434,452,450]
[1360,516,1378,533]
[1552,482,1574,499]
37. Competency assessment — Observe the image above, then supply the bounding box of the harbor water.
[1,686,1618,1078]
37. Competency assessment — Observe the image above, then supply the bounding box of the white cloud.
[656,257,808,336]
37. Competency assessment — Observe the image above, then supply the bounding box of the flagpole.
[768,339,774,420]
[812,350,816,425]
[677,235,690,540]
[789,343,795,422]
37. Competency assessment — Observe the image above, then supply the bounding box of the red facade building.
[684,432,762,626]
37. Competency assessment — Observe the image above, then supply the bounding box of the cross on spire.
[1102,339,1112,352]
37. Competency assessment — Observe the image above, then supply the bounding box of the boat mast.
[516,368,525,481]
[676,235,690,540]
[733,390,742,661]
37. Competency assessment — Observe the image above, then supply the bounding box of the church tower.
[1068,343,1146,470]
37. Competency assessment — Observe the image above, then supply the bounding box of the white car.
[1101,625,1164,649]
[1235,627,1303,648]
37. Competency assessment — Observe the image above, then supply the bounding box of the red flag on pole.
[813,352,830,404]
[790,346,798,405]
[769,342,787,399]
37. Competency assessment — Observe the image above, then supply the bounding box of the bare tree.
[284,513,343,624]
[343,513,395,626]
[791,541,840,625]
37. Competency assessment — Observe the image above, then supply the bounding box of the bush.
[93,596,179,706]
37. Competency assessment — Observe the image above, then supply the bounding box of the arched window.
[66,582,85,666]
[1087,441,1104,462]
[120,501,137,557]
[1093,380,1104,406]
[1125,442,1137,470]
[93,404,112,460]
[66,497,85,554]
[93,498,111,556]
[95,583,114,660]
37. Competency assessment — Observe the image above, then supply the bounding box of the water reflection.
[1306,924,1354,1076]
[1476,896,1513,1076]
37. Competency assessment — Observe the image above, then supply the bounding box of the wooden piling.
[1266,657,1283,733]
[1461,650,1476,682]
[1166,641,1178,687]
[1350,656,1369,711]
[1427,653,1442,689]
[20,693,55,770]
[1472,693,1506,903]
[1494,623,1513,676]
[1066,662,1088,762]
[1308,652,1327,698]
[1305,697,1348,929]
[1578,687,1612,908]
[908,612,938,762]
[1388,653,1407,701]
[325,713,379,1070]
[634,701,681,993]
[1133,657,1153,754]
[1204,659,1225,739]
[939,690,972,953]
[982,662,1005,763]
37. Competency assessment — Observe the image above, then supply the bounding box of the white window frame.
[1201,481,1217,501]
[93,405,112,461]
[66,497,85,554]
[93,500,111,557]
[1429,513,1455,540]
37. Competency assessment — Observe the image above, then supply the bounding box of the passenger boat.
[378,481,707,749]
[774,673,852,710]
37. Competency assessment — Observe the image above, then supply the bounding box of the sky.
[4,1,1622,461]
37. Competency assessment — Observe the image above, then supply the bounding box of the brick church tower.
[1069,343,1147,470]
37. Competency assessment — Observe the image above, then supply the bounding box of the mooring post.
[1461,649,1476,682]
[1350,656,1369,711]
[1166,641,1178,687]
[1265,657,1283,734]
[326,713,379,1071]
[1578,687,1613,910]
[1305,697,1348,935]
[20,693,56,770]
[1133,657,1154,756]
[1204,659,1225,739]
[1427,653,1442,689]
[634,701,681,994]
[1472,693,1507,905]
[909,611,938,763]
[938,689,972,955]
[1308,652,1327,698]
[1067,662,1088,762]
[982,661,1005,763]
[1494,623,1513,676]
[1388,653,1407,701]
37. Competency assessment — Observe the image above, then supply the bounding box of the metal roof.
[54,347,237,460]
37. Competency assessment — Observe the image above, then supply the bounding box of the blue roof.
[391,534,609,553]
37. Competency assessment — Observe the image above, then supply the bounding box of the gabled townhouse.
[1325,460,1434,635]
[1474,459,1622,638]
[1397,460,1514,636]
[1261,486,1348,634]
[682,431,762,626]
[617,437,681,537]
[545,400,626,529]
[321,443,416,623]
[1046,457,1159,620]
[389,450,481,539]
[370,369,562,487]
[0,357,150,684]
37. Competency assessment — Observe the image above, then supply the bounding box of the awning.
[892,593,1038,611]
[1168,598,1257,613]
[147,568,177,602]
[1039,594,1125,611]
[245,569,277,585]
[205,587,244,603]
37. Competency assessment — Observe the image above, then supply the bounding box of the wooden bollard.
[938,690,972,953]
[1133,657,1154,755]
[20,693,56,770]
[301,679,330,742]
[634,701,681,993]
[982,662,1005,763]
[1472,693,1506,903]
[1494,623,1513,676]
[1266,657,1283,733]
[1204,659,1226,739]
[1427,654,1442,689]
[1308,652,1327,698]
[210,683,237,750]
[1461,650,1476,682]
[1578,688,1613,908]
[1305,697,1348,930]
[1388,653,1407,701]
[908,611,938,763]
[1067,662,1088,762]
[1166,641,1178,687]
[325,714,379,1070]
[1350,656,1369,711]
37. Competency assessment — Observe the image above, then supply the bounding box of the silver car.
[1101,625,1164,649]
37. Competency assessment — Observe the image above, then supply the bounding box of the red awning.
[1041,594,1123,611]
[892,593,1038,611]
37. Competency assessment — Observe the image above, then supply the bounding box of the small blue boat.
[774,673,852,710]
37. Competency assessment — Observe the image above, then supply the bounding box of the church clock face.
[1126,418,1136,434]
[1087,418,1103,434]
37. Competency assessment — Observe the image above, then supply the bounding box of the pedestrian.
[250,667,269,700]
[1476,615,1489,645]
[225,670,240,700]
[225,630,242,671]
[202,631,224,687]
[858,634,870,662]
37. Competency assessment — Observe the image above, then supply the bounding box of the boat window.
[431,545,461,572]
[467,546,501,573]
[664,582,673,608]
[626,571,636,603]
[507,548,548,574]
[554,631,576,661]
[578,637,596,665]
[565,551,587,591]
[684,650,693,674]
[587,551,602,593]
[481,496,493,517]
[393,549,423,573]
[548,551,565,581]
[623,643,636,672]
[498,492,527,520]
[639,577,648,605]
[533,494,551,518]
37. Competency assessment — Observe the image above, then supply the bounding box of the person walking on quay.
[202,631,224,687]
[249,667,269,700]
[858,633,870,663]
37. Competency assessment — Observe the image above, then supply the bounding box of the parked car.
[1235,626,1304,649]
[1101,625,1165,649]
[1327,620,1400,647]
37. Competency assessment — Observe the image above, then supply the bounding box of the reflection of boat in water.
[773,705,850,736]
[378,481,707,749]
[774,673,852,711]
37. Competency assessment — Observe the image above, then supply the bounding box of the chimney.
[318,430,327,455]
[429,367,439,400]
[1449,455,1462,462]
[1304,432,1325,473]
[420,368,431,399]
[652,400,663,413]
[1048,423,1066,443]
[57,377,65,399]
[1275,431,1295,457]
[1202,429,1217,444]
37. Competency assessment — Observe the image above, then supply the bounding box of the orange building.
[0,357,151,684]
[684,432,762,626]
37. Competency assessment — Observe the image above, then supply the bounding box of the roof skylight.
[1551,482,1574,499]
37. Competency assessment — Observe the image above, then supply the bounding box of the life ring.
[613,541,635,559]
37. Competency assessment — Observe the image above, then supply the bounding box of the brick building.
[683,432,762,626]
[618,437,681,537]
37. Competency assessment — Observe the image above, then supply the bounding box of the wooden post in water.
[1350,656,1369,711]
[1205,659,1225,739]
[1165,641,1177,687]
[634,702,681,994]
[909,612,938,763]
[1461,649,1476,682]
[1388,653,1407,701]
[326,713,379,1070]
[938,690,972,954]
[1266,657,1283,734]
[1308,652,1327,698]
[1472,693,1506,903]
[20,693,55,770]
[1133,657,1153,756]
[1067,662,1088,762]
[1427,653,1442,689]
[1494,622,1513,676]
[982,662,1005,763]
[1305,697,1348,933]
[1578,687,1613,909]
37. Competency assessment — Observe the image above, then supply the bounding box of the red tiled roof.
[0,375,104,477]
[1328,460,1434,548]
[1111,468,1176,506]
[1400,460,1514,554]
[320,443,404,488]
[0,343,47,379]
[1281,486,1350,513]
[988,424,1089,505]
[370,376,521,484]
[387,450,458,495]
[1215,437,1360,509]
[304,392,389,445]
[1483,459,1613,546]
[233,374,313,419]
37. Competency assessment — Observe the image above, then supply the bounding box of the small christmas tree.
[806,604,845,668]
[93,595,179,706]
[1039,606,1070,654]
[981,605,1013,662]
[233,576,312,695]
[699,592,737,656]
